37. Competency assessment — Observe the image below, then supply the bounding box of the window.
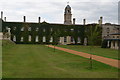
[71,28,74,31]
[13,35,16,41]
[117,36,119,38]
[77,37,81,43]
[28,27,31,31]
[67,10,70,13]
[21,27,24,31]
[43,36,46,42]
[106,27,110,32]
[36,36,39,42]
[64,37,67,42]
[13,27,16,30]
[43,29,46,32]
[29,35,32,42]
[50,28,53,32]
[21,37,24,42]
[50,37,53,42]
[36,27,39,31]
[113,36,115,38]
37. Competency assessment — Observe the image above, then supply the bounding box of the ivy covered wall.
[2,21,101,45]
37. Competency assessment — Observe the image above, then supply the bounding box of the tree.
[51,28,61,52]
[85,24,102,69]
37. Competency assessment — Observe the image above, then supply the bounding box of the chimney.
[4,17,6,22]
[83,19,86,25]
[100,16,103,25]
[23,16,26,22]
[73,18,75,25]
[1,11,3,20]
[38,17,41,23]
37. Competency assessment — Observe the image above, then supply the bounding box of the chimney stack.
[100,16,103,25]
[1,11,3,20]
[83,19,86,25]
[73,18,75,25]
[4,17,6,22]
[38,17,41,23]
[23,16,26,22]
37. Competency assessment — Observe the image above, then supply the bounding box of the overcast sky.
[0,0,119,24]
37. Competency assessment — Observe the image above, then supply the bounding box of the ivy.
[2,21,101,45]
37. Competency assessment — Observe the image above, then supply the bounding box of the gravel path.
[47,45,120,68]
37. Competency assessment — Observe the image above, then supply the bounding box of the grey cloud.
[0,0,119,24]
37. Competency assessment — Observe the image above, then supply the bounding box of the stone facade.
[102,23,120,49]
[2,4,119,49]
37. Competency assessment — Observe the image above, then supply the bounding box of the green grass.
[57,45,119,60]
[2,44,119,78]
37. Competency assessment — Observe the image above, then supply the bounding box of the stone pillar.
[83,19,86,25]
[23,16,26,22]
[73,18,75,25]
[67,36,71,44]
[111,41,115,49]
[60,37,64,45]
[1,11,3,20]
[38,17,41,23]
[115,41,118,49]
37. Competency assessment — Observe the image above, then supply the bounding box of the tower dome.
[65,5,71,9]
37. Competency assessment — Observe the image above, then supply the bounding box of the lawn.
[2,42,119,78]
[57,45,119,60]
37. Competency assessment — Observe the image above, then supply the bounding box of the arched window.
[13,35,16,41]
[77,37,81,43]
[29,35,32,42]
[21,37,24,42]
[43,36,46,42]
[50,36,53,42]
[28,27,31,31]
[43,29,46,32]
[50,28,53,32]
[13,27,16,30]
[36,36,39,42]
[36,27,39,31]
[67,10,70,13]
[21,27,24,31]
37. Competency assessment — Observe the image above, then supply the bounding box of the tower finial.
[67,2,69,5]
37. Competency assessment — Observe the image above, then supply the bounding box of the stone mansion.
[0,4,120,49]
